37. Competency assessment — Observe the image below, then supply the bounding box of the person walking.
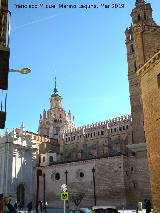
[14,202,17,210]
[27,201,32,213]
[43,201,48,212]
[39,201,43,212]
[145,199,151,213]
[19,201,23,210]
[6,203,17,213]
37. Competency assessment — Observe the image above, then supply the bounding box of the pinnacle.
[135,0,146,7]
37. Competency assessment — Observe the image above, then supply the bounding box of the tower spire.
[54,76,58,95]
[135,0,145,6]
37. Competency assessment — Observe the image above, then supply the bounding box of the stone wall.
[36,156,128,209]
[137,51,160,213]
[60,115,132,162]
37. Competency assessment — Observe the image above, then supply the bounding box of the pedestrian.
[6,202,17,213]
[19,201,23,210]
[38,201,43,212]
[14,202,17,210]
[27,201,32,213]
[43,201,48,212]
[3,205,9,213]
[3,196,9,213]
[145,199,151,213]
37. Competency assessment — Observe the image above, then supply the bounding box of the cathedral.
[36,0,160,208]
[1,0,160,210]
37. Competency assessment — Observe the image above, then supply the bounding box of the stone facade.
[137,50,160,213]
[125,0,160,145]
[37,79,151,208]
[0,124,46,206]
[125,0,160,204]
[60,115,132,161]
[36,156,129,208]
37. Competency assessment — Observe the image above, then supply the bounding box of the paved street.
[18,209,153,213]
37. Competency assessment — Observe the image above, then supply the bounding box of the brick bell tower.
[125,0,160,145]
[125,0,160,206]
[38,77,75,140]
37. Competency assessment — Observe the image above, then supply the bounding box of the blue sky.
[1,0,159,133]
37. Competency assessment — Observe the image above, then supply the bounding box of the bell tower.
[38,77,75,140]
[125,0,160,144]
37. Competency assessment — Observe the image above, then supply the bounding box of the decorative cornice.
[132,25,160,33]
[137,50,160,78]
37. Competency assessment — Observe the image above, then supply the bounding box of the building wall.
[137,51,160,213]
[60,115,132,162]
[0,130,38,206]
[125,1,160,203]
[37,156,128,209]
[126,1,160,145]
[0,0,8,46]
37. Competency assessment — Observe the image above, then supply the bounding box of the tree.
[70,192,85,208]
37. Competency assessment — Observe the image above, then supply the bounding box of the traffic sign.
[61,192,69,201]
[61,184,67,192]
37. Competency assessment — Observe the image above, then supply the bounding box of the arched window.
[49,156,53,162]
[138,14,141,21]
[80,172,84,178]
[157,73,160,88]
[130,44,134,53]
[43,156,45,162]
[55,173,60,180]
[144,12,146,20]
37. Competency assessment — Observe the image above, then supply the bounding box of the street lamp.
[92,167,96,206]
[64,170,69,209]
[0,67,31,129]
[3,129,10,195]
[9,68,31,74]
[36,169,42,213]
[43,173,46,210]
[64,170,68,185]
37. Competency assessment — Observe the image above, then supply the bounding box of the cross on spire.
[54,76,58,95]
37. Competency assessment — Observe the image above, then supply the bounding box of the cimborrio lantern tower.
[38,78,75,140]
